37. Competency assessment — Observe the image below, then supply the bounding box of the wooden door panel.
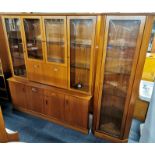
[9,81,27,108]
[26,86,44,113]
[44,92,65,120]
[65,96,89,129]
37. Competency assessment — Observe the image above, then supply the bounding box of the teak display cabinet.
[3,15,97,94]
[93,15,150,142]
[2,13,152,142]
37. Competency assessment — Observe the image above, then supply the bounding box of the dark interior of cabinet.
[99,19,141,137]
[23,19,43,60]
[70,19,93,92]
[5,18,26,77]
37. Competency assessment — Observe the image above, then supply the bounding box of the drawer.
[44,89,60,97]
[28,86,44,95]
[26,60,44,83]
[43,63,67,88]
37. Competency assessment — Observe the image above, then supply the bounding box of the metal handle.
[51,93,56,96]
[32,87,37,92]
[65,99,68,105]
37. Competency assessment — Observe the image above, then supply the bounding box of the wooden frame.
[123,16,155,139]
[67,16,97,95]
[21,16,46,62]
[2,16,27,80]
[42,16,68,67]
[0,107,19,142]
[93,15,146,142]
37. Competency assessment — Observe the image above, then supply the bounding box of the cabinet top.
[7,77,92,100]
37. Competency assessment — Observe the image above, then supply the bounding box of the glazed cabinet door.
[65,96,89,129]
[95,16,146,138]
[26,86,44,113]
[43,16,67,65]
[67,16,96,94]
[3,17,27,78]
[42,16,67,88]
[22,17,44,61]
[9,81,27,108]
[44,91,65,121]
[22,17,45,82]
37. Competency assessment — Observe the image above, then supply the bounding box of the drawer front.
[29,86,43,95]
[26,60,44,83]
[43,63,67,88]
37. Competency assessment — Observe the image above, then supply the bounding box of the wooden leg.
[7,132,19,142]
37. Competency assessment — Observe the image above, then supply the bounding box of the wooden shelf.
[47,57,64,63]
[71,41,91,47]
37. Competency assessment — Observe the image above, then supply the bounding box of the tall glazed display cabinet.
[2,15,97,134]
[67,16,96,94]
[3,17,27,79]
[93,16,147,142]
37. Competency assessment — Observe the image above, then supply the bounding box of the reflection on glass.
[99,20,141,137]
[70,19,94,92]
[44,18,65,63]
[23,19,43,60]
[5,18,26,77]
[147,21,155,53]
[0,59,2,75]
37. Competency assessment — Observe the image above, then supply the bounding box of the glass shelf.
[70,63,90,70]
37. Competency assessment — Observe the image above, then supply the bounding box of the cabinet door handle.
[65,99,68,105]
[51,93,56,96]
[34,65,39,68]
[22,87,25,92]
[31,87,37,92]
[54,68,58,72]
[45,100,48,105]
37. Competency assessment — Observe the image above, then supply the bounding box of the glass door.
[4,17,26,77]
[98,16,145,137]
[68,16,96,93]
[0,58,3,76]
[43,16,67,65]
[23,17,44,60]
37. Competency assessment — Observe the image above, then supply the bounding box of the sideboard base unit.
[8,77,91,134]
[13,105,89,134]
[94,131,128,143]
